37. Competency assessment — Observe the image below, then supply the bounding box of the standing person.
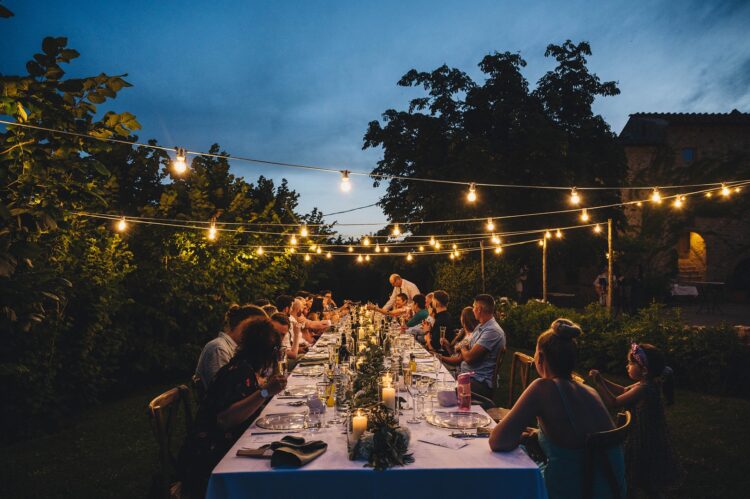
[589,344,683,497]
[382,274,420,311]
[438,295,505,398]
[422,290,453,353]
[516,263,529,304]
[194,304,267,390]
[489,319,625,499]
[594,268,608,306]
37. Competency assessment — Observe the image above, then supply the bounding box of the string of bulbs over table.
[3,119,749,266]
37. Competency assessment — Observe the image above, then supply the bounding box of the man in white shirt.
[382,274,421,310]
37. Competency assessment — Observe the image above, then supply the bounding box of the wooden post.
[542,237,548,303]
[480,240,486,293]
[607,218,613,315]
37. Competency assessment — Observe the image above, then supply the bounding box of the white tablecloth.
[207,329,547,499]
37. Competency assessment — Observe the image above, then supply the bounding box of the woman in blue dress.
[489,319,626,499]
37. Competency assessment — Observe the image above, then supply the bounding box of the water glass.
[439,326,447,341]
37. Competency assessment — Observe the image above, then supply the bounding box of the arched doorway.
[677,231,707,281]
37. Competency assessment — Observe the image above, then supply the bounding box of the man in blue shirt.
[439,294,506,398]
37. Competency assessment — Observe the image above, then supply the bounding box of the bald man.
[382,273,421,311]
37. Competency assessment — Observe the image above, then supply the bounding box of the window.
[681,148,695,162]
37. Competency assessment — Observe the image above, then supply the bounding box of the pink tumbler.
[457,373,472,411]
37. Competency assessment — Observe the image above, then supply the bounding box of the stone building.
[619,110,750,300]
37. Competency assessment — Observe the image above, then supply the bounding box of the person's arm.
[286,327,301,359]
[406,311,424,328]
[438,351,462,366]
[382,288,397,311]
[216,375,287,430]
[589,372,643,410]
[460,343,489,364]
[489,379,543,452]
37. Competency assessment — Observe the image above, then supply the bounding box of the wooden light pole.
[607,218,613,315]
[542,237,548,302]
[480,240,486,293]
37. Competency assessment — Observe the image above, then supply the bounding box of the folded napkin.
[418,431,468,450]
[237,435,328,468]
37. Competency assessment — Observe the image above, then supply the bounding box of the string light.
[449,253,455,260]
[365,255,371,262]
[705,191,713,198]
[594,224,602,234]
[406,253,413,262]
[650,187,662,203]
[453,249,460,258]
[172,147,188,175]
[363,236,370,246]
[326,251,332,259]
[304,254,311,262]
[580,208,589,222]
[538,240,544,247]
[429,236,436,246]
[452,243,458,250]
[491,234,501,245]
[545,230,552,239]
[486,218,495,231]
[357,254,363,263]
[392,224,401,236]
[207,223,218,241]
[116,217,127,232]
[721,183,731,197]
[316,247,322,254]
[383,247,389,253]
[257,246,264,255]
[339,170,351,192]
[434,241,441,249]
[348,245,354,253]
[290,235,298,246]
[467,183,477,203]
[673,196,684,209]
[735,186,742,193]
[636,201,643,207]
[375,244,381,253]
[494,246,503,254]
[418,245,425,252]
[309,244,317,251]
[555,229,563,239]
[300,225,309,237]
[570,188,581,206]
[289,247,296,254]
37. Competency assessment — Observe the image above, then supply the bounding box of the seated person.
[438,295,505,398]
[321,290,338,311]
[270,312,302,360]
[368,292,410,319]
[194,304,266,390]
[488,319,625,499]
[438,306,477,355]
[179,317,288,498]
[422,290,454,353]
[404,294,429,341]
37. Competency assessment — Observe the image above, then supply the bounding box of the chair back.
[571,371,585,385]
[492,347,507,390]
[582,410,631,499]
[148,385,193,499]
[507,352,535,408]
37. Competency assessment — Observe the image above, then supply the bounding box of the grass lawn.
[2,352,750,498]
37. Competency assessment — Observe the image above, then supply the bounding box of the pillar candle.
[352,410,367,440]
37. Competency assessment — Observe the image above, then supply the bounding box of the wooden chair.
[582,411,631,499]
[148,385,193,499]
[486,352,535,422]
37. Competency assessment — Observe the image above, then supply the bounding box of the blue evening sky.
[2,1,749,236]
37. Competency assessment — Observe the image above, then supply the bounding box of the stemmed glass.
[406,376,421,424]
[416,377,430,419]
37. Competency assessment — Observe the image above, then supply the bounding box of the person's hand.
[440,337,450,350]
[264,374,288,396]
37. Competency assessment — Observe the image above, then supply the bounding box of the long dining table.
[206,321,548,499]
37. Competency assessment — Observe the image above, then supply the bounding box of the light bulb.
[316,247,322,254]
[651,187,662,203]
[453,250,460,257]
[491,234,500,245]
[290,235,298,245]
[705,191,713,198]
[449,253,455,260]
[452,243,458,250]
[289,247,296,254]
[207,223,218,241]
[735,187,741,193]
[538,240,544,247]
[339,170,351,192]
[570,188,581,206]
[486,218,495,231]
[494,246,503,254]
[467,183,477,203]
[383,247,389,253]
[594,224,602,234]
[406,253,413,262]
[392,224,401,237]
[580,208,589,222]
[309,244,317,251]
[545,230,552,239]
[326,251,332,259]
[429,236,436,246]
[172,147,188,175]
[257,246,264,255]
[348,245,354,253]
[116,217,127,232]
[636,201,643,207]
[363,237,370,246]
[673,197,683,209]
[304,254,311,262]
[300,225,309,237]
[434,241,441,249]
[375,244,381,253]
[555,229,562,239]
[418,245,425,252]
[357,254,363,263]
[721,183,731,197]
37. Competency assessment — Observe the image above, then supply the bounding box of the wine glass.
[406,380,421,424]
[417,378,430,419]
